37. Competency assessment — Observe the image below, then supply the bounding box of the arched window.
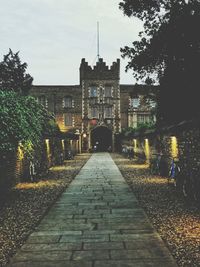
[63,96,72,108]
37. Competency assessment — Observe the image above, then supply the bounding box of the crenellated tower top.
[80,58,120,84]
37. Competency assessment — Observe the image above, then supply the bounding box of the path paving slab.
[7,153,178,267]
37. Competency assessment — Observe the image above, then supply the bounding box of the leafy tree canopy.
[119,0,200,125]
[0,49,33,95]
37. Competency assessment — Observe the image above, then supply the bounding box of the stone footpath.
[7,153,178,267]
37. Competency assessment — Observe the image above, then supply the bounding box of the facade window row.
[129,97,156,109]
[137,114,152,124]
[128,113,155,128]
[89,107,113,119]
[89,85,113,98]
[36,95,74,109]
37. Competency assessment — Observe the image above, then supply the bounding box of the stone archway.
[91,126,112,152]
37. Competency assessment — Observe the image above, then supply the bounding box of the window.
[130,98,140,108]
[63,96,72,108]
[64,113,72,126]
[90,86,97,97]
[90,107,98,118]
[105,86,112,97]
[104,98,113,105]
[128,113,137,128]
[105,107,112,118]
[138,114,150,124]
[148,99,156,108]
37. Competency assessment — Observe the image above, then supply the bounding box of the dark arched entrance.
[91,126,112,152]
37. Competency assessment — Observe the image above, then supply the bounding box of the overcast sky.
[0,0,143,85]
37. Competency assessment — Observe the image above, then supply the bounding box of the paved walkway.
[8,153,178,267]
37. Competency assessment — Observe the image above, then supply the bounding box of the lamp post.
[82,133,87,152]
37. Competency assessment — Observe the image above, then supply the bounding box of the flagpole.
[97,21,100,62]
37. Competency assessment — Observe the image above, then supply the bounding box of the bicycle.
[168,159,200,202]
[168,157,181,187]
[149,153,161,175]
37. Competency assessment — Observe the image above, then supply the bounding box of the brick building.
[30,58,157,152]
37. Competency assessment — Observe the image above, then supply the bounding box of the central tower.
[80,58,121,152]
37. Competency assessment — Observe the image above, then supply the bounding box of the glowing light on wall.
[62,139,65,150]
[45,139,50,157]
[57,115,66,132]
[17,142,24,161]
[16,142,24,181]
[144,138,150,163]
[171,136,178,158]
[133,139,137,152]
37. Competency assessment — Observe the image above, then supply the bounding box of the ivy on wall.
[0,90,57,159]
[121,122,156,138]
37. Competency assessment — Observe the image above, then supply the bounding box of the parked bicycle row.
[120,146,200,202]
[149,153,200,202]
